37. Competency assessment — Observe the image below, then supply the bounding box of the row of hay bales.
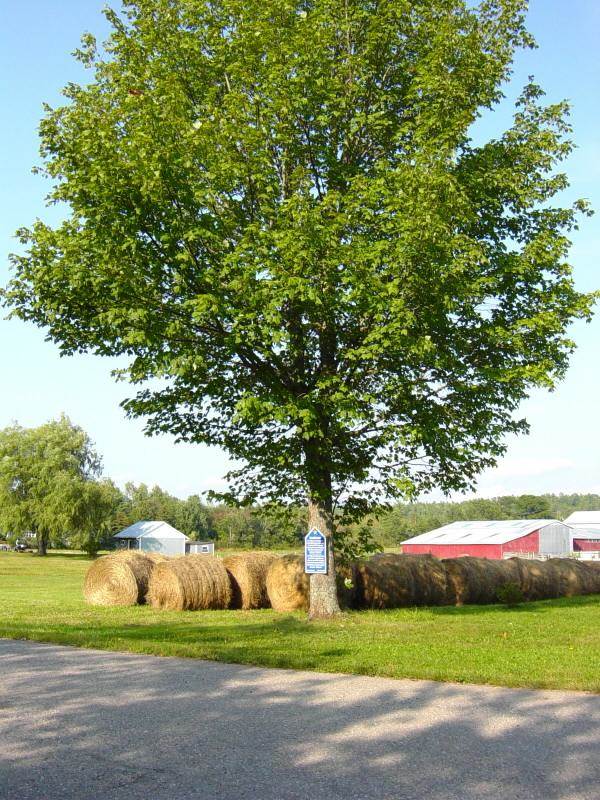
[84,550,600,611]
[352,553,600,609]
[84,550,278,610]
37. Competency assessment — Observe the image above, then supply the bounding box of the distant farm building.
[187,541,215,555]
[402,519,573,560]
[563,511,600,553]
[114,521,190,556]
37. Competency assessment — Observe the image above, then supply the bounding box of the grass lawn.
[1,551,599,692]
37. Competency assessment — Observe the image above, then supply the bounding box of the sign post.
[304,528,328,574]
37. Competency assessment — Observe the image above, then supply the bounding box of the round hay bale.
[83,552,154,606]
[264,555,365,612]
[142,551,170,564]
[548,558,600,596]
[354,554,450,609]
[224,552,278,609]
[443,557,521,605]
[508,558,560,601]
[335,562,357,610]
[112,549,169,564]
[583,561,600,593]
[266,555,309,612]
[147,555,231,611]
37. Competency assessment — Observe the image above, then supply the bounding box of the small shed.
[186,541,215,555]
[114,521,189,556]
[402,519,573,560]
[563,512,600,552]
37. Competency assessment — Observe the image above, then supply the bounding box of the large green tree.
[3,0,594,614]
[69,478,124,555]
[0,417,103,555]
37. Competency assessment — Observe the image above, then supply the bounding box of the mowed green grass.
[1,551,599,692]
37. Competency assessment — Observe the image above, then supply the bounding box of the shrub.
[497,581,525,607]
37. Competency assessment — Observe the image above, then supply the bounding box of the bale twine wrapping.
[354,554,451,609]
[443,557,521,605]
[147,555,231,611]
[224,552,278,609]
[266,555,309,612]
[83,552,155,606]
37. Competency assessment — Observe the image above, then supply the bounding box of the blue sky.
[1,1,598,501]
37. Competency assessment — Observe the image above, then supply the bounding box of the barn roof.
[563,511,600,527]
[403,519,564,546]
[114,521,189,540]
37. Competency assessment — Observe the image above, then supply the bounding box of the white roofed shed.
[114,521,189,556]
[563,511,600,532]
[563,513,600,552]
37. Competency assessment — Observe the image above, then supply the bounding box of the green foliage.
[209,504,306,548]
[0,416,103,554]
[2,0,595,523]
[335,522,383,566]
[68,479,124,555]
[497,581,525,607]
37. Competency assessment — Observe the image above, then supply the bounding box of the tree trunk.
[308,497,341,619]
[37,532,47,556]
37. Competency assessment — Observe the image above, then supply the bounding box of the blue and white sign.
[304,528,328,574]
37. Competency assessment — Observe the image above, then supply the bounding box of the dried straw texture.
[584,561,600,592]
[336,563,357,610]
[147,555,231,611]
[546,558,600,597]
[142,551,170,564]
[507,558,561,601]
[112,549,169,564]
[266,555,310,612]
[224,552,278,609]
[354,554,451,609]
[83,553,154,606]
[443,557,521,605]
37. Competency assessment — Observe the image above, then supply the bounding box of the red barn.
[402,519,572,560]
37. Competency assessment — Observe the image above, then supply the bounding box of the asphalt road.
[1,639,599,800]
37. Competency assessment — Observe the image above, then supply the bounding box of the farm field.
[1,551,600,692]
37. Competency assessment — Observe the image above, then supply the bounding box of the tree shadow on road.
[1,638,599,800]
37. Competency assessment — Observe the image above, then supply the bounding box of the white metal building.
[563,511,600,554]
[563,511,600,531]
[187,541,215,555]
[114,521,189,556]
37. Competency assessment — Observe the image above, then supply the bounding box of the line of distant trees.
[1,416,598,556]
[0,415,308,555]
[106,481,308,552]
[368,494,600,547]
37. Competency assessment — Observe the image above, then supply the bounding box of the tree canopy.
[3,0,595,611]
[0,416,103,554]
